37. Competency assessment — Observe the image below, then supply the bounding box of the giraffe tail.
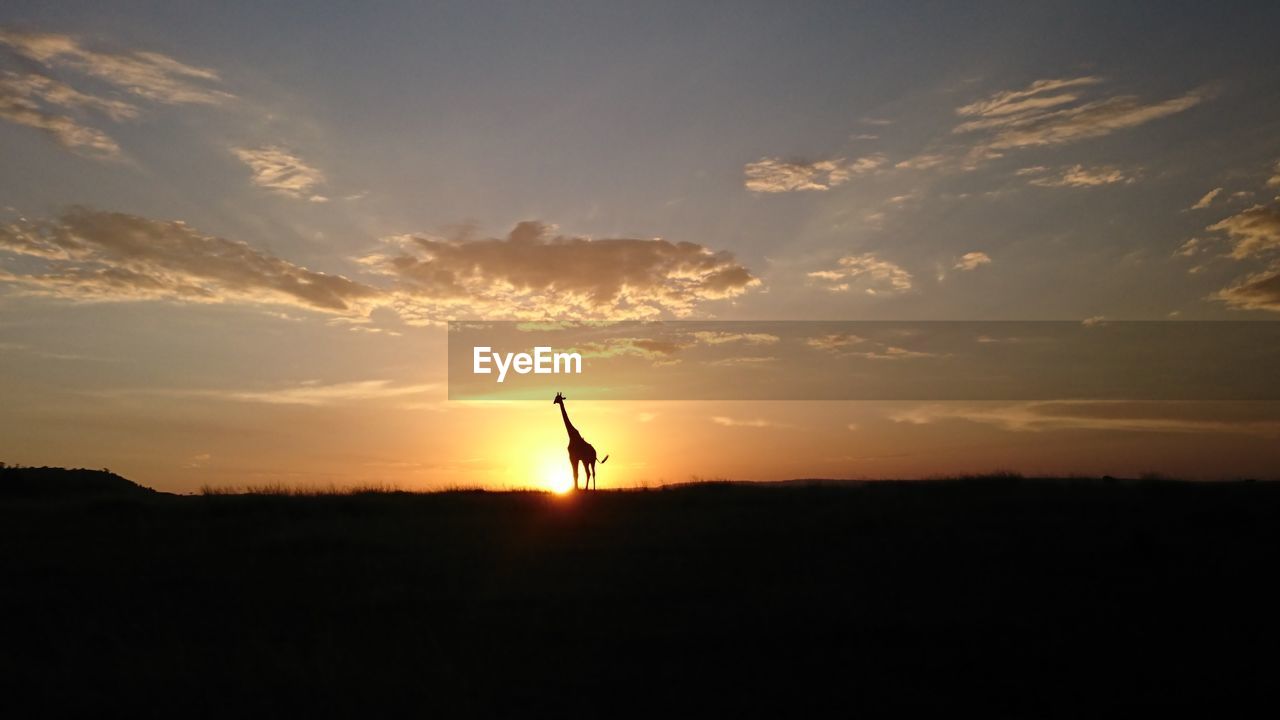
[600,454,609,464]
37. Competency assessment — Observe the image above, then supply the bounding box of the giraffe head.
[552,392,565,405]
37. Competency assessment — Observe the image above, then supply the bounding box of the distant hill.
[0,466,158,498]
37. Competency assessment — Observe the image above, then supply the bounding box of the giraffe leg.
[588,461,597,490]
[570,456,580,491]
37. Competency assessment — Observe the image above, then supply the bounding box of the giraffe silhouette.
[553,392,608,491]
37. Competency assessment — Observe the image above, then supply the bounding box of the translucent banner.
[447,321,1280,401]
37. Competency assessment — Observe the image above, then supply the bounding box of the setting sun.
[544,458,573,494]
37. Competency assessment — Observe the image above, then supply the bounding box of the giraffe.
[552,392,608,491]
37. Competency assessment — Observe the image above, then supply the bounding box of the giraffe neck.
[558,402,577,437]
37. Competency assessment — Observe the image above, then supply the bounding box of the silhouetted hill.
[0,465,158,498]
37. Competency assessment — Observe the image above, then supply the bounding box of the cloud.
[0,29,230,158]
[1207,201,1280,259]
[576,337,688,360]
[1213,264,1280,313]
[232,146,327,200]
[949,77,1206,163]
[806,333,864,352]
[1174,237,1208,258]
[1269,160,1280,189]
[0,92,122,159]
[955,76,1103,119]
[705,356,777,367]
[710,416,784,428]
[975,92,1204,152]
[954,252,992,271]
[849,346,942,361]
[1,71,138,120]
[890,400,1280,437]
[1021,164,1137,188]
[808,253,913,294]
[689,331,779,345]
[0,208,379,314]
[744,154,884,193]
[1190,187,1224,210]
[101,380,438,407]
[0,28,231,105]
[363,221,760,322]
[894,154,947,170]
[0,210,760,324]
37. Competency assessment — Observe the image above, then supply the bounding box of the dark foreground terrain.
[2,468,1279,716]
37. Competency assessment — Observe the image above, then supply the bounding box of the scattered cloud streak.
[891,400,1280,436]
[954,252,992,271]
[1190,187,1224,210]
[890,76,1207,171]
[744,154,884,193]
[1207,201,1280,259]
[808,253,913,294]
[0,28,230,159]
[1214,265,1280,312]
[711,416,784,428]
[954,77,1206,160]
[1020,164,1137,188]
[0,28,231,105]
[232,146,327,200]
[0,71,131,158]
[101,380,438,407]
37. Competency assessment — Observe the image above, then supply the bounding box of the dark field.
[2,469,1278,716]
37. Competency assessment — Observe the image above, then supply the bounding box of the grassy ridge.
[2,473,1278,715]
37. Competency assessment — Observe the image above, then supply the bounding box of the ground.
[2,470,1277,715]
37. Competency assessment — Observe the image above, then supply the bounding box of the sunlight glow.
[543,455,573,494]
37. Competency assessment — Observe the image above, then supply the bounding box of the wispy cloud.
[689,331,779,345]
[1214,264,1280,312]
[0,71,131,159]
[232,146,327,200]
[744,154,884,193]
[808,253,913,294]
[852,346,941,361]
[711,416,784,428]
[100,380,438,407]
[805,333,864,352]
[705,356,777,368]
[1207,201,1280,259]
[1190,187,1224,210]
[954,252,992,271]
[0,71,138,120]
[0,91,122,159]
[890,400,1280,436]
[0,28,230,159]
[891,76,1206,171]
[1019,164,1138,188]
[954,77,1206,159]
[955,76,1103,119]
[0,28,231,105]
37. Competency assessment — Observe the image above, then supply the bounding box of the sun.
[539,453,573,494]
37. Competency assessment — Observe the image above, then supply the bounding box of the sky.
[2,1,1280,491]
